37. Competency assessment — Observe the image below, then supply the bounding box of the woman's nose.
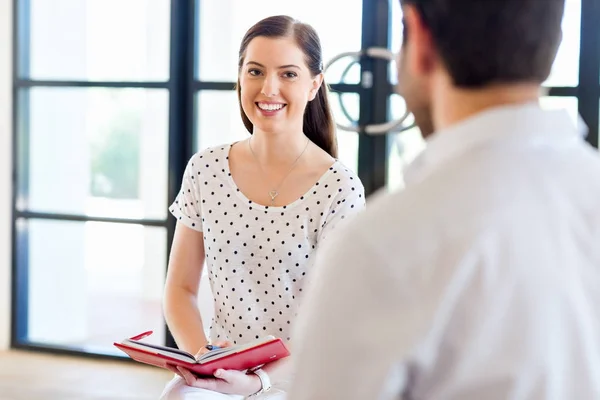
[261,75,279,97]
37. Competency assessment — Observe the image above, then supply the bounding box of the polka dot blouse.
[169,143,365,345]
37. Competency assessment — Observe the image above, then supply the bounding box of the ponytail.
[302,82,337,158]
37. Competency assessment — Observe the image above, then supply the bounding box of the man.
[288,0,600,399]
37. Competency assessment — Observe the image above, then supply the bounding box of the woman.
[160,15,365,399]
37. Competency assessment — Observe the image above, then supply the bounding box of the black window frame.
[11,0,600,360]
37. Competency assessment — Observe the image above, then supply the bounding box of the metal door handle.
[325,47,415,135]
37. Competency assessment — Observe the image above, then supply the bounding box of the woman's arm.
[163,222,208,355]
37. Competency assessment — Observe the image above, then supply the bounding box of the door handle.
[324,47,415,135]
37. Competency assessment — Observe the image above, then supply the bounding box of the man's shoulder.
[355,185,432,227]
[338,186,429,249]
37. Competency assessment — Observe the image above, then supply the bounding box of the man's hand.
[169,366,262,396]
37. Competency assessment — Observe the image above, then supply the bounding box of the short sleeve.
[318,180,366,243]
[169,154,204,232]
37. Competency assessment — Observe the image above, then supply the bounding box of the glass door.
[13,0,171,356]
[13,0,595,359]
[387,0,590,190]
[11,0,381,358]
[194,0,364,173]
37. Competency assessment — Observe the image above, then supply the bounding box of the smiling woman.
[236,16,335,159]
[238,36,324,151]
[160,15,366,400]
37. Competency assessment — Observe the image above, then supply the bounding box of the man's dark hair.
[401,0,565,87]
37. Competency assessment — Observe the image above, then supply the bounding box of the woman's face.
[239,36,322,135]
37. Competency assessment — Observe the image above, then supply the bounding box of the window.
[12,0,599,358]
[386,0,598,190]
[27,0,170,82]
[13,0,171,354]
[194,1,364,177]
[196,0,363,82]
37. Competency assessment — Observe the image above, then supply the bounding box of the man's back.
[289,103,600,399]
[286,0,596,398]
[365,103,600,398]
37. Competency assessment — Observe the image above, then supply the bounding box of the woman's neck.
[249,129,309,166]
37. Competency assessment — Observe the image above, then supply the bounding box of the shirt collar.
[403,102,587,185]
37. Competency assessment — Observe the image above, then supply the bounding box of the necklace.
[248,137,310,205]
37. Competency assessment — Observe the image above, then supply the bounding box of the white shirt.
[288,103,600,400]
[169,143,365,346]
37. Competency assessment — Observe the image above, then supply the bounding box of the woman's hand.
[194,340,233,359]
[172,367,262,396]
[166,340,232,379]
[166,340,262,396]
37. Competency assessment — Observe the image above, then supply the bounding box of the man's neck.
[432,76,542,132]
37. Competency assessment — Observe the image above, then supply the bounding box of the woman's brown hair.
[236,15,337,158]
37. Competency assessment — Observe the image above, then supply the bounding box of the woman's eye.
[283,71,298,79]
[248,69,262,76]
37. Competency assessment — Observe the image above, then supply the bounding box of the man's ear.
[403,5,436,77]
[309,73,324,101]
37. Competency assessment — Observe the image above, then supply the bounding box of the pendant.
[268,190,279,205]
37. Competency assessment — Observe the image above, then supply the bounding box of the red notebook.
[114,331,290,376]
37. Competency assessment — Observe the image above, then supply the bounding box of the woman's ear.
[309,73,324,101]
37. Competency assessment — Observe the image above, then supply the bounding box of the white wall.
[0,0,13,351]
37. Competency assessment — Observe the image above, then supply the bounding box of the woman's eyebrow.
[246,61,300,69]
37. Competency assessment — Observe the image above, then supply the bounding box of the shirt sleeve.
[317,181,366,243]
[168,154,204,232]
[288,225,412,400]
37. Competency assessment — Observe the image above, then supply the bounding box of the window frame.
[11,0,600,359]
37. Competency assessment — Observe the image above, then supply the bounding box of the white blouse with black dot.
[169,143,365,345]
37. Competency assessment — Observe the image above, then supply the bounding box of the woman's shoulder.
[187,142,239,167]
[308,144,363,189]
[192,143,234,161]
[326,160,363,190]
[184,143,236,177]
[309,160,365,207]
